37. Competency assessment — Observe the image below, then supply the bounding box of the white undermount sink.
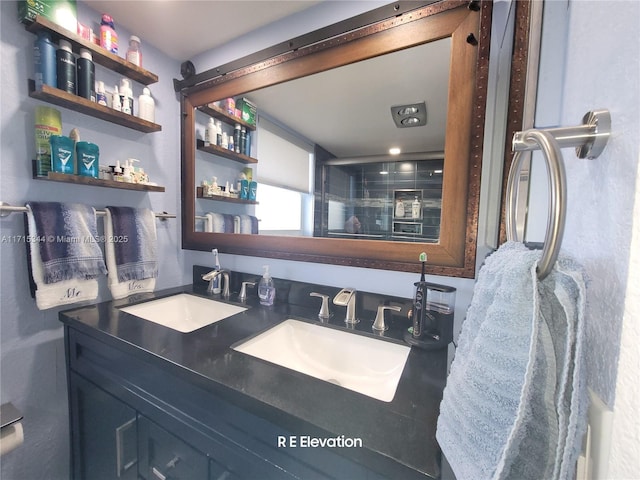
[233,319,410,402]
[120,293,247,333]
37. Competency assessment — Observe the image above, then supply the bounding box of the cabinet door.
[69,372,138,480]
[138,415,208,480]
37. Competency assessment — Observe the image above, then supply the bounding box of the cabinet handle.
[151,467,167,480]
[152,455,180,480]
[115,417,137,477]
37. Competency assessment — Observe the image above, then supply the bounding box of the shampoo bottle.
[77,49,95,101]
[34,30,57,90]
[56,39,76,94]
[257,265,276,306]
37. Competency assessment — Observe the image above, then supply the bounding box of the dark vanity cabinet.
[68,372,138,480]
[64,325,392,480]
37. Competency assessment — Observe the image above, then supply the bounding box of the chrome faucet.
[372,304,402,332]
[333,288,358,325]
[202,269,230,297]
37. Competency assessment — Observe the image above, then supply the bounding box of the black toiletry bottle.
[77,48,95,101]
[56,39,76,94]
[234,123,242,154]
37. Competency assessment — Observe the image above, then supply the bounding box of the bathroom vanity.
[59,270,448,479]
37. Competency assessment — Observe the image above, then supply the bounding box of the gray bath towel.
[436,241,588,480]
[25,201,107,283]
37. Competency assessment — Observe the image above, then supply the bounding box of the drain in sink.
[325,378,342,386]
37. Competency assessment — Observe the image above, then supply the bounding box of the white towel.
[104,208,156,299]
[26,206,99,310]
[436,241,588,480]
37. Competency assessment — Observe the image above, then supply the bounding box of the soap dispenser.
[257,265,276,306]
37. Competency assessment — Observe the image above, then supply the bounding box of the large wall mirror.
[180,0,533,277]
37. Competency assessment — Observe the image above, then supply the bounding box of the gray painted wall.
[0,2,187,478]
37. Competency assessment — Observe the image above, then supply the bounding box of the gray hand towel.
[436,241,588,480]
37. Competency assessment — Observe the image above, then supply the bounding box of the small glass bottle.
[126,35,142,67]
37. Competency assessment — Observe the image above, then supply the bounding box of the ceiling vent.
[390,102,427,128]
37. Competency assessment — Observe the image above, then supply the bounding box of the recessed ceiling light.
[379,170,389,175]
[390,101,427,128]
[401,117,421,126]
[397,106,419,116]
[389,147,401,155]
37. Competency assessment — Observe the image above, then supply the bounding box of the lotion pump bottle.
[258,265,276,306]
[412,196,421,219]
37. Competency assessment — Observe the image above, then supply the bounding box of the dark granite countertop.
[59,272,449,479]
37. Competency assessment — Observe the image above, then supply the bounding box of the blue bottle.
[34,31,57,89]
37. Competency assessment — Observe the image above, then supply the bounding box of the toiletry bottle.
[258,265,276,306]
[125,35,142,66]
[412,196,421,219]
[205,118,215,147]
[248,181,257,201]
[122,160,132,183]
[96,81,108,106]
[112,85,121,111]
[234,123,241,153]
[244,130,251,156]
[138,87,155,122]
[395,199,405,218]
[119,78,133,115]
[240,126,247,154]
[34,30,57,90]
[56,39,76,94]
[211,249,221,294]
[77,49,95,101]
[221,131,229,149]
[228,135,234,152]
[113,160,123,181]
[100,14,118,54]
[215,120,222,146]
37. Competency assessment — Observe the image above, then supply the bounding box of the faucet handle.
[372,304,402,332]
[310,292,331,321]
[239,281,256,301]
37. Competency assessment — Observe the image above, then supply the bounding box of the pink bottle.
[100,14,118,54]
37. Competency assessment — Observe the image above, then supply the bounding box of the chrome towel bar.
[0,202,175,220]
[506,109,611,280]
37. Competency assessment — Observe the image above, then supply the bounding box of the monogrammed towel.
[25,202,105,309]
[104,207,157,299]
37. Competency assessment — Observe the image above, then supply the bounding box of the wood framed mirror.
[180,0,532,278]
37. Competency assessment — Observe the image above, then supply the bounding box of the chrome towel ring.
[506,130,566,280]
[506,109,611,280]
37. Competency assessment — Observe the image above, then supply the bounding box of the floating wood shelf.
[196,187,258,204]
[197,104,256,131]
[29,80,162,133]
[196,140,257,164]
[33,162,165,192]
[26,16,158,85]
